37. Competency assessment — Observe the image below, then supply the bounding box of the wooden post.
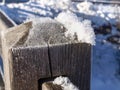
[1,20,91,90]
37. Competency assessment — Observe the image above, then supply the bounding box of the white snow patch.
[77,1,95,15]
[53,76,79,90]
[56,11,95,45]
[40,0,72,10]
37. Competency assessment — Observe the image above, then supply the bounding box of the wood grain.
[11,46,51,90]
[2,42,91,90]
[49,43,91,90]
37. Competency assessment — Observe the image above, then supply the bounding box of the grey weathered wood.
[3,21,32,48]
[49,43,91,90]
[0,10,16,90]
[1,22,33,90]
[0,11,16,56]
[11,46,51,90]
[4,43,91,90]
[1,19,91,90]
[42,82,62,90]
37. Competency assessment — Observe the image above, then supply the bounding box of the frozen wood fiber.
[1,19,91,90]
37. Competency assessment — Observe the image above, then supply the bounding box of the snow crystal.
[56,11,96,45]
[53,76,79,90]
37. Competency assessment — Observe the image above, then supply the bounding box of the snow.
[40,0,72,10]
[75,1,120,26]
[25,16,94,46]
[56,11,95,45]
[0,1,55,24]
[91,35,120,90]
[53,76,79,90]
[77,1,95,15]
[0,0,120,90]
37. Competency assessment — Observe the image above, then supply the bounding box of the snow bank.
[56,11,96,45]
[53,76,79,90]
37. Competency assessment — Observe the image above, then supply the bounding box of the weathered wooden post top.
[1,18,95,90]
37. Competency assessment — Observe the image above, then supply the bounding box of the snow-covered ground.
[0,0,120,90]
[92,35,120,90]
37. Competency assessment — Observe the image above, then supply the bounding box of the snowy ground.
[0,0,120,90]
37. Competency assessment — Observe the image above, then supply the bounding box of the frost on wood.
[3,17,94,48]
[24,18,71,47]
[53,76,79,90]
[56,11,95,45]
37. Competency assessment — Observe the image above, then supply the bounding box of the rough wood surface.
[8,43,91,90]
[1,22,33,90]
[11,46,51,90]
[0,11,16,56]
[0,11,17,90]
[2,42,91,90]
[4,22,32,48]
[49,43,91,90]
